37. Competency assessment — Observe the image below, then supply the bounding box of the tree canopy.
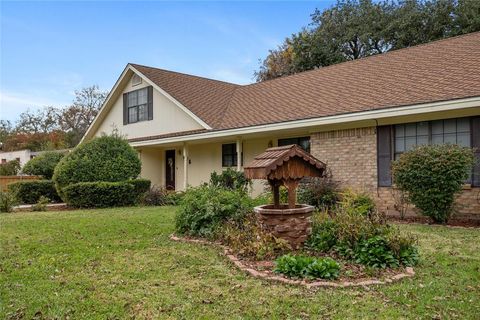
[255,0,480,82]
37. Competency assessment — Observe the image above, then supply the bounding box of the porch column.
[183,143,188,190]
[236,138,242,171]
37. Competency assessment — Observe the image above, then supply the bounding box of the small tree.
[0,159,20,176]
[392,144,475,223]
[22,151,65,179]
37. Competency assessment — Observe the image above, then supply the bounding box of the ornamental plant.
[53,134,141,197]
[392,144,475,223]
[22,151,65,179]
[274,254,340,280]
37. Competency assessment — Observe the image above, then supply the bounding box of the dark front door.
[165,150,176,190]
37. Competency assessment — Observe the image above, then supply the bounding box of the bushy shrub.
[392,144,475,223]
[8,180,61,204]
[166,191,184,205]
[218,214,291,260]
[22,151,65,179]
[141,185,170,206]
[210,168,251,192]
[298,169,340,209]
[353,236,399,268]
[53,135,141,197]
[339,189,376,217]
[274,254,340,280]
[127,178,151,202]
[175,185,253,238]
[0,190,17,213]
[62,181,138,208]
[305,218,338,252]
[32,196,50,212]
[0,160,20,176]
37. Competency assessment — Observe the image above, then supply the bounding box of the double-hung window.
[126,88,148,123]
[222,143,238,167]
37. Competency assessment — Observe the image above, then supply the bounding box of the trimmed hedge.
[22,151,65,179]
[53,135,141,197]
[62,179,151,208]
[9,180,61,204]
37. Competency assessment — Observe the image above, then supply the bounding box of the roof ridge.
[243,31,480,88]
[129,63,242,87]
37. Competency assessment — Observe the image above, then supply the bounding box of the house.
[82,32,480,220]
[0,149,41,169]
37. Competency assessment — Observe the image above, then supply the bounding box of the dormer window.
[123,86,153,124]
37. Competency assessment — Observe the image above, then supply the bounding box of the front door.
[165,150,176,190]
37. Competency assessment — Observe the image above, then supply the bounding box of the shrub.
[339,189,376,217]
[218,214,291,260]
[0,159,20,176]
[53,135,141,197]
[392,144,475,223]
[210,168,251,192]
[141,185,170,206]
[166,191,184,205]
[127,179,151,202]
[305,218,338,252]
[0,190,17,213]
[274,254,340,280]
[8,180,61,204]
[62,181,137,208]
[32,196,50,212]
[353,236,399,268]
[22,151,65,179]
[298,169,340,209]
[175,185,253,238]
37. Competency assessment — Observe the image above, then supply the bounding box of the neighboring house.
[0,149,40,169]
[83,32,480,220]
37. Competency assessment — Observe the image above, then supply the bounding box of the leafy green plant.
[305,219,338,252]
[53,134,141,198]
[8,180,61,204]
[32,196,50,212]
[353,236,399,268]
[0,190,17,213]
[339,189,376,217]
[392,144,475,223]
[274,254,340,280]
[127,179,151,203]
[218,214,291,260]
[0,159,21,176]
[209,168,251,193]
[62,181,138,208]
[22,151,65,179]
[175,185,253,238]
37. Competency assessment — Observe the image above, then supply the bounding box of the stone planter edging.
[170,234,415,288]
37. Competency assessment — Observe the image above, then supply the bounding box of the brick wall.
[311,127,377,191]
[310,126,480,221]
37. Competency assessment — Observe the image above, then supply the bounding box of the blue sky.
[0,1,335,122]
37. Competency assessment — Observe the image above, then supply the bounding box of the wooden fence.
[0,176,39,192]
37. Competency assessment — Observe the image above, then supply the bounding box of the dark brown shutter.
[472,117,480,187]
[123,93,128,125]
[377,125,393,187]
[147,86,153,120]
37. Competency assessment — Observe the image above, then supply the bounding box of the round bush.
[53,135,141,196]
[22,151,65,179]
[392,144,475,223]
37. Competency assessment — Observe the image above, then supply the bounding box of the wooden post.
[284,179,300,209]
[269,180,280,209]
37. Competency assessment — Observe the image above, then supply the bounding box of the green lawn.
[1,207,479,319]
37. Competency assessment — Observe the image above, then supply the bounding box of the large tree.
[255,0,480,82]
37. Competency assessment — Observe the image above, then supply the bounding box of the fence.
[0,176,39,192]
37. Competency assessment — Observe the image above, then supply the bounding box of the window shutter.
[123,93,128,125]
[472,117,480,187]
[377,125,393,187]
[147,86,153,120]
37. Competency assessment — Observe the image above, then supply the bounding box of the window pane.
[444,133,456,144]
[444,119,456,134]
[299,138,311,152]
[432,134,443,145]
[138,88,148,105]
[128,107,137,123]
[395,138,405,152]
[405,137,416,150]
[405,123,416,136]
[222,143,237,167]
[457,118,470,133]
[432,120,443,134]
[138,104,147,121]
[395,125,404,137]
[417,122,429,135]
[417,135,428,146]
[128,91,137,107]
[457,132,471,147]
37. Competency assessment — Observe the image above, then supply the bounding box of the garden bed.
[170,234,415,288]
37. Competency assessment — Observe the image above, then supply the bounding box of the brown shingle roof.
[132,32,480,132]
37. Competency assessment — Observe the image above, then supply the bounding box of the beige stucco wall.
[138,147,164,186]
[94,74,203,140]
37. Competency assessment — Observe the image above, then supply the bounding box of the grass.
[1,206,479,319]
